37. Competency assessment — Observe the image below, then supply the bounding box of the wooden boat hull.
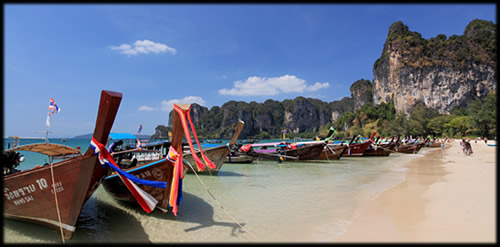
[101,145,228,212]
[101,158,185,212]
[3,90,122,239]
[4,156,104,238]
[251,142,325,161]
[317,144,348,160]
[426,142,442,148]
[225,153,255,163]
[394,143,424,154]
[362,142,396,156]
[344,141,371,157]
[186,120,245,175]
[185,145,230,175]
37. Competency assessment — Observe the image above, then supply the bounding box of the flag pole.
[45,97,51,143]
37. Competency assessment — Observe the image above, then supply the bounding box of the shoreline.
[331,140,496,243]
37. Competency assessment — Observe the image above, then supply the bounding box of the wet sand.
[332,140,496,243]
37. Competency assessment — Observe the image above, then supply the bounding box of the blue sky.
[4,3,496,138]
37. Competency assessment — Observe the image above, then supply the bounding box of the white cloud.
[138,105,158,112]
[160,96,207,112]
[305,82,330,92]
[218,75,330,96]
[109,40,176,56]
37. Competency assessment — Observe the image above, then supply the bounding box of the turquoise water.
[3,138,425,243]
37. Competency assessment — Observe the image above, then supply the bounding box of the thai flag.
[137,124,142,136]
[48,97,60,115]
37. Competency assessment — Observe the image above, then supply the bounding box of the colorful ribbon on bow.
[173,104,216,171]
[165,146,183,216]
[90,137,166,213]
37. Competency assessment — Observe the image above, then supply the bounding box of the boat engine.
[1,151,24,175]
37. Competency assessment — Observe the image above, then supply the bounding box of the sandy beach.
[332,140,496,243]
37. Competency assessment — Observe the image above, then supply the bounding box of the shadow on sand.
[115,191,247,238]
[3,196,151,243]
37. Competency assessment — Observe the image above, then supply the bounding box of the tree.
[444,116,473,137]
[467,92,496,138]
[427,115,454,137]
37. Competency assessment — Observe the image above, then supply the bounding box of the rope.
[184,160,262,241]
[50,162,65,243]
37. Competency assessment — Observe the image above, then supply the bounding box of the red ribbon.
[173,104,216,171]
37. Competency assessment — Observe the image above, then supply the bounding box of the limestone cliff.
[373,20,496,115]
[350,79,373,110]
[154,96,354,139]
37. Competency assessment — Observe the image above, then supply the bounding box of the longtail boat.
[309,126,348,160]
[101,104,218,215]
[244,141,325,161]
[394,141,424,154]
[363,142,396,156]
[291,139,347,161]
[343,141,371,157]
[343,134,374,157]
[317,143,348,160]
[185,120,245,175]
[362,135,397,157]
[225,151,255,163]
[425,138,445,148]
[3,90,122,240]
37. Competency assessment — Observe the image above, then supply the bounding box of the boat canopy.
[250,142,285,147]
[109,133,138,140]
[6,143,82,157]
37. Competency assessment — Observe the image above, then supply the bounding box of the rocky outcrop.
[159,96,354,139]
[373,20,496,115]
[350,79,373,110]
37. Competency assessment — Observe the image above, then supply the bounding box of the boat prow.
[3,90,122,240]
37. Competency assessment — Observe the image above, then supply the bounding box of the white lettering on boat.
[13,195,35,206]
[139,170,152,179]
[4,178,65,205]
[35,178,49,189]
[50,181,64,193]
[4,184,37,200]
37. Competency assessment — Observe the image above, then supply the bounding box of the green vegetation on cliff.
[374,19,496,70]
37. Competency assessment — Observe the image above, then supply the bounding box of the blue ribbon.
[102,161,167,188]
[90,141,167,188]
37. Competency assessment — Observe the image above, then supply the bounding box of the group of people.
[460,138,473,156]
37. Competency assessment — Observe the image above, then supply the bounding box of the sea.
[3,137,428,243]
